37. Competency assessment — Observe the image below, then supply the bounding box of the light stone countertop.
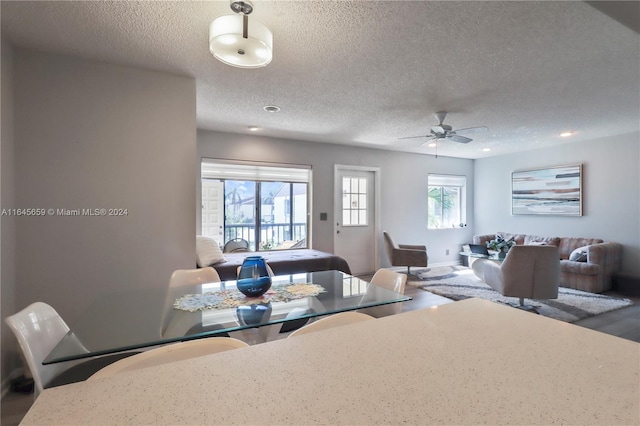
[21,298,640,425]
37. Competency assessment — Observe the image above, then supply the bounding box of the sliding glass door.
[202,160,310,251]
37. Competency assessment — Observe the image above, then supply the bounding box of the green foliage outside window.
[428,185,461,229]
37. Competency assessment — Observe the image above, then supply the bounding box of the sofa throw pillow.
[569,246,588,262]
[196,236,226,267]
[524,235,561,247]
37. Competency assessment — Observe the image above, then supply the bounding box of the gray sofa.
[473,232,622,293]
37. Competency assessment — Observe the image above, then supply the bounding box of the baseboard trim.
[385,262,462,274]
[613,273,640,297]
[427,261,462,268]
[1,368,23,398]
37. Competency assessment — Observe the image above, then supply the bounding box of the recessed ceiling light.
[560,131,575,137]
[482,148,491,152]
[248,126,259,131]
[428,143,437,148]
[263,105,280,113]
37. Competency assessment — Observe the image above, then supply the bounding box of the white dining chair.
[358,268,407,317]
[170,267,221,288]
[88,337,249,380]
[5,302,136,399]
[287,312,375,338]
[161,267,222,338]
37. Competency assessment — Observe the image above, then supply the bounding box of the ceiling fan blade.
[448,134,473,143]
[452,126,488,135]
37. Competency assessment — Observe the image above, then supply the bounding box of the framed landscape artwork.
[511,164,582,216]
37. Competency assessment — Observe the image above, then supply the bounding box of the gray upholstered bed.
[210,249,352,281]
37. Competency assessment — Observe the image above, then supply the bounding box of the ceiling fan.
[400,111,488,145]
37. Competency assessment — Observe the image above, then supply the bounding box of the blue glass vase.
[237,256,272,297]
[236,302,272,326]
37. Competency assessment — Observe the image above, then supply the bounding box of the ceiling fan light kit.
[209,1,273,68]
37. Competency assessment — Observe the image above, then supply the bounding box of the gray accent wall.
[198,130,476,268]
[1,38,17,387]
[474,132,640,275]
[3,48,197,378]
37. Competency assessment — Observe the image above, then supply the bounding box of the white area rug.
[408,265,633,322]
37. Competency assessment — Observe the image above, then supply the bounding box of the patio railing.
[224,222,307,250]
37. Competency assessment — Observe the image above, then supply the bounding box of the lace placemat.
[173,283,326,312]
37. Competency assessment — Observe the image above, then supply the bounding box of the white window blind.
[428,174,466,187]
[201,159,311,183]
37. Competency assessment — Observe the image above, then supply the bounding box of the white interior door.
[334,167,378,275]
[201,180,224,245]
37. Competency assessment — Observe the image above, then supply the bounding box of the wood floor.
[2,285,638,425]
[401,285,640,342]
[571,292,640,342]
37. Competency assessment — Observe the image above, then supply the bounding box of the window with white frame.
[201,159,311,251]
[428,174,466,229]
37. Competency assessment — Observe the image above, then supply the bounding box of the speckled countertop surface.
[22,298,639,425]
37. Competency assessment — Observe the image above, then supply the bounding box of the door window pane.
[260,181,285,250]
[342,177,367,226]
[343,210,351,226]
[224,180,256,247]
[291,183,308,247]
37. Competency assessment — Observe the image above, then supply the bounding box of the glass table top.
[44,270,411,364]
[459,251,506,261]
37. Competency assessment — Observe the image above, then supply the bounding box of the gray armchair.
[483,245,560,309]
[383,231,428,274]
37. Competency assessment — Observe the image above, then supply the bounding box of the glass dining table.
[43,270,411,364]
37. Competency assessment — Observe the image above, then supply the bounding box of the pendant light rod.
[230,1,253,15]
[232,0,251,39]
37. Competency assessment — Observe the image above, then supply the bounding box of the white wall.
[198,131,476,268]
[474,132,640,275]
[12,48,197,328]
[1,38,18,389]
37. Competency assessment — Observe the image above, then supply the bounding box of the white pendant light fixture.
[209,1,273,68]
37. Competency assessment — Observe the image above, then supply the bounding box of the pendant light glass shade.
[209,14,273,68]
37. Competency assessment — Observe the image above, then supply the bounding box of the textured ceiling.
[2,1,639,159]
